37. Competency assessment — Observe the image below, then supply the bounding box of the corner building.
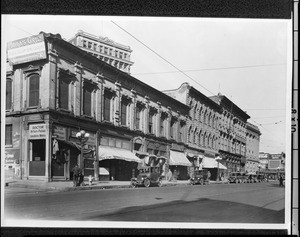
[245,122,261,174]
[5,32,189,182]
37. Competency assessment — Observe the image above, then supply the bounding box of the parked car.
[228,172,247,183]
[257,174,265,182]
[130,155,166,188]
[245,174,257,183]
[189,169,209,185]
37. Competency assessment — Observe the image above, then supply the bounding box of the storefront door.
[29,139,46,176]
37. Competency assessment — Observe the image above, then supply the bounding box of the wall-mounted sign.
[53,125,66,140]
[7,34,47,65]
[29,124,47,139]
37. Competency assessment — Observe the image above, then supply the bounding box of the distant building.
[68,30,134,74]
[245,122,261,174]
[258,152,271,170]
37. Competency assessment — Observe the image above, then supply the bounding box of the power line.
[111,20,216,97]
[132,63,286,75]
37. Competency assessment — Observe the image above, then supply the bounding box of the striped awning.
[169,150,192,167]
[98,146,142,163]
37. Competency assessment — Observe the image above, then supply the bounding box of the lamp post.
[215,156,222,182]
[76,130,90,175]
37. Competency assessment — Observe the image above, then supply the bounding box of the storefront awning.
[99,167,110,175]
[202,157,227,170]
[56,139,80,150]
[169,150,192,167]
[98,146,142,163]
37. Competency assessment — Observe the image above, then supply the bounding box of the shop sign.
[29,124,47,139]
[7,34,47,65]
[53,125,66,140]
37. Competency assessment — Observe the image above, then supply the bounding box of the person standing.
[279,175,284,187]
[72,164,82,187]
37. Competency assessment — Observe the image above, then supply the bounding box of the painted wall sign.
[7,34,46,65]
[53,125,66,140]
[29,124,47,139]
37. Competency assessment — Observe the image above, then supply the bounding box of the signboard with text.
[29,124,47,139]
[7,34,47,65]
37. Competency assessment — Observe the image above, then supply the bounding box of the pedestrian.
[207,171,211,184]
[279,175,284,187]
[72,164,82,187]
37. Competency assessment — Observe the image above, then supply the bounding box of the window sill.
[5,145,13,148]
[81,115,94,120]
[103,120,113,124]
[57,108,73,114]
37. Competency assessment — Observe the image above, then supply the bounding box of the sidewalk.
[4,178,226,194]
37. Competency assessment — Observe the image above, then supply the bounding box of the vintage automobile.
[189,169,210,185]
[228,172,247,183]
[130,155,166,188]
[245,174,257,183]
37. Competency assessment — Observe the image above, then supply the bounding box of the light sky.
[2,15,292,154]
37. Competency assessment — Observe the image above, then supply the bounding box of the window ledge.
[57,108,72,114]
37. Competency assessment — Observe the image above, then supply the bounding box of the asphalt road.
[3,181,285,224]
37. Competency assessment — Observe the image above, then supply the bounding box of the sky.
[1,15,292,154]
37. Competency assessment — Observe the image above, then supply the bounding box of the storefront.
[27,123,50,180]
[169,144,192,180]
[99,134,141,181]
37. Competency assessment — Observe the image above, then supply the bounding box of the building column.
[114,82,121,126]
[144,96,150,134]
[96,73,104,122]
[130,89,137,130]
[74,62,83,117]
[156,102,162,137]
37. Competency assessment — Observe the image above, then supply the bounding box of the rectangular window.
[5,125,12,146]
[121,100,127,126]
[28,74,40,107]
[83,86,92,116]
[104,93,111,121]
[88,42,92,49]
[160,115,165,137]
[149,113,154,134]
[135,106,141,130]
[6,79,12,110]
[59,79,69,110]
[170,119,176,139]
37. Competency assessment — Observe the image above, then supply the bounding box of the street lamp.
[76,130,90,175]
[215,156,222,182]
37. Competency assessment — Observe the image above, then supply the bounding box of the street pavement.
[4,178,228,194]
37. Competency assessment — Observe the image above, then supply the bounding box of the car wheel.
[144,179,151,188]
[130,181,137,188]
[235,179,239,184]
[200,179,204,185]
[190,179,195,185]
[157,179,162,187]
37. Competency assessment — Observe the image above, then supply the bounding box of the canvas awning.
[169,150,192,167]
[202,157,227,170]
[99,167,110,175]
[98,146,142,163]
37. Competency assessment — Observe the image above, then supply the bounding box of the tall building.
[5,32,189,182]
[245,122,261,174]
[68,30,134,74]
[210,93,250,176]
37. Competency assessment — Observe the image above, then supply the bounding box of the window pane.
[121,101,127,125]
[135,107,141,129]
[28,74,39,107]
[6,79,12,110]
[83,87,92,116]
[59,79,69,110]
[104,94,111,121]
[5,125,12,145]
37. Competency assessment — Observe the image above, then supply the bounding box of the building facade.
[210,93,250,177]
[245,122,261,174]
[5,32,189,182]
[68,30,134,74]
[163,82,222,180]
